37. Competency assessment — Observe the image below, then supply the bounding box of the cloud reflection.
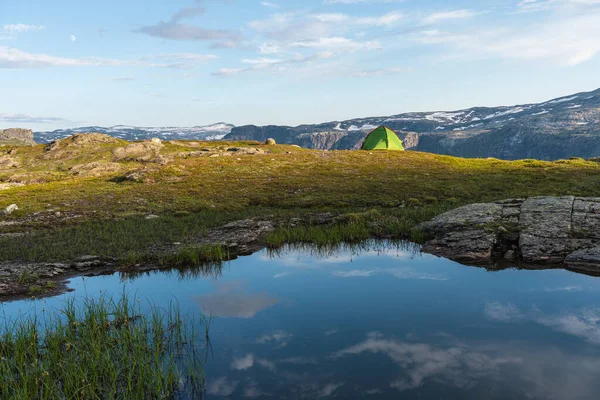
[207,377,239,397]
[197,281,279,318]
[485,302,600,344]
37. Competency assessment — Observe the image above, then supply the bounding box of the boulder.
[419,203,503,263]
[264,138,276,145]
[112,141,164,162]
[419,196,600,271]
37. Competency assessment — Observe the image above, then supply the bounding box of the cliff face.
[226,88,600,160]
[0,128,36,146]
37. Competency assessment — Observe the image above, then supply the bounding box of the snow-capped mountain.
[31,88,600,160]
[225,88,600,160]
[35,123,234,143]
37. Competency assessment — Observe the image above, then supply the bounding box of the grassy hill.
[2,134,600,265]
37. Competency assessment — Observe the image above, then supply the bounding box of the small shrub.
[423,196,438,204]
[27,285,43,295]
[407,198,422,207]
[18,271,39,285]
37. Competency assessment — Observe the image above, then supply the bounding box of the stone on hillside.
[2,204,19,215]
[0,128,36,146]
[0,155,20,169]
[112,141,164,162]
[70,162,125,176]
[227,147,266,155]
[265,138,276,145]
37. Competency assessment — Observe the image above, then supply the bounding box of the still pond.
[3,241,600,399]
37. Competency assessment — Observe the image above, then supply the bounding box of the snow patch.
[483,107,527,120]
[546,95,578,105]
[348,124,378,131]
[425,111,465,123]
[530,110,549,116]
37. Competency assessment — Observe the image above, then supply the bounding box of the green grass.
[0,211,244,263]
[121,244,229,269]
[0,292,206,399]
[265,205,447,248]
[3,140,600,263]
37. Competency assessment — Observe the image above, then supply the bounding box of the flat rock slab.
[419,197,600,271]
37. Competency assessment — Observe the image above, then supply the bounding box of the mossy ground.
[2,138,600,263]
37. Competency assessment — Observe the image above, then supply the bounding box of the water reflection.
[3,240,600,399]
[197,281,279,318]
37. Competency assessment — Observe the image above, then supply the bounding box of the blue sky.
[1,0,600,131]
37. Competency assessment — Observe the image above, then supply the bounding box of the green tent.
[361,126,405,151]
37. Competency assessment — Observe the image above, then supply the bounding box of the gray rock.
[565,247,600,273]
[419,203,503,234]
[419,196,600,270]
[422,230,497,263]
[519,196,575,263]
[2,204,18,215]
[418,203,504,263]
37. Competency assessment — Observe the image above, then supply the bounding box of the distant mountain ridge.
[33,88,600,160]
[225,88,600,160]
[35,123,234,143]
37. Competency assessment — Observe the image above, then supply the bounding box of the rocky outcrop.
[43,133,122,160]
[112,140,164,163]
[419,197,600,273]
[0,128,35,146]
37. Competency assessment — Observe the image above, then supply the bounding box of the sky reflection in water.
[3,242,600,399]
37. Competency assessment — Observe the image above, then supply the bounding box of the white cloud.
[290,36,381,51]
[424,10,479,24]
[70,34,77,42]
[0,46,219,70]
[260,1,279,8]
[0,112,69,124]
[0,46,107,68]
[414,10,600,66]
[2,24,44,33]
